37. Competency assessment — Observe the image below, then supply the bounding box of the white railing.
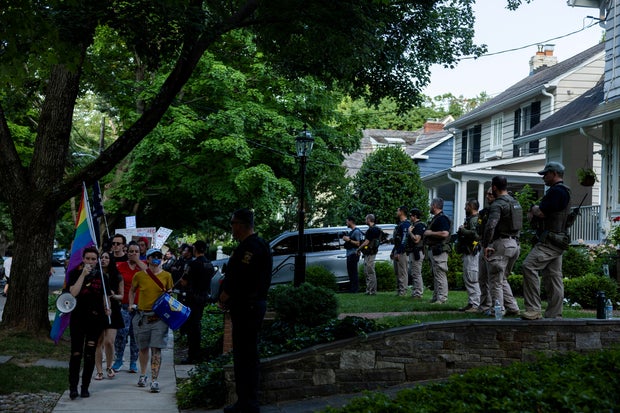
[570,205,601,244]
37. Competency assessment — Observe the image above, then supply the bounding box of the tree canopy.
[0,0,490,334]
[345,147,428,226]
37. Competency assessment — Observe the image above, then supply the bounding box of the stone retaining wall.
[223,318,620,404]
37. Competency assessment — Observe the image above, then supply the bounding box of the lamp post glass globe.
[295,128,314,157]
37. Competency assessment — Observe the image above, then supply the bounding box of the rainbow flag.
[50,184,97,343]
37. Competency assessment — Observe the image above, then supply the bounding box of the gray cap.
[538,161,565,175]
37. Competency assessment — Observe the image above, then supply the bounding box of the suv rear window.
[309,232,343,252]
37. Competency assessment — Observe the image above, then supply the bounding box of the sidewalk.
[51,328,178,413]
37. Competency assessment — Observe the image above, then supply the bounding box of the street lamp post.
[294,126,314,287]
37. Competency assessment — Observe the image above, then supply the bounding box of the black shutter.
[472,125,481,163]
[514,108,521,137]
[461,130,468,164]
[530,101,541,127]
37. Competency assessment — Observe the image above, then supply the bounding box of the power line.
[460,20,600,60]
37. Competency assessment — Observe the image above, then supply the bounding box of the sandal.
[94,372,104,380]
[106,367,116,378]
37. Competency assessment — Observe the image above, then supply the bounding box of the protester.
[94,252,124,380]
[129,248,173,393]
[356,214,381,295]
[219,208,272,413]
[112,241,145,373]
[424,198,451,304]
[67,247,110,400]
[522,162,571,320]
[407,208,426,299]
[342,216,363,293]
[457,199,482,312]
[481,176,522,318]
[137,237,149,260]
[180,240,215,364]
[391,206,410,296]
[110,234,128,263]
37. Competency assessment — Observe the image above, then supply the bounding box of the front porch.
[571,204,603,244]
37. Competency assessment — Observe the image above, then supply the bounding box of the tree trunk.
[1,201,57,334]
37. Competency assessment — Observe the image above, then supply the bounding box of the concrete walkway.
[52,328,178,413]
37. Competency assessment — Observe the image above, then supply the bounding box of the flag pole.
[82,182,111,324]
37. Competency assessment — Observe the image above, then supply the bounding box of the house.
[514,0,620,243]
[431,42,605,228]
[342,116,456,219]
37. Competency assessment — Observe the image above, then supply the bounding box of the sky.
[423,0,605,99]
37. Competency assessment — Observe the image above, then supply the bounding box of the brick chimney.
[423,119,445,133]
[529,44,557,75]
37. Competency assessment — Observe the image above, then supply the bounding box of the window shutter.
[514,108,521,137]
[530,101,541,128]
[461,130,468,164]
[472,125,481,163]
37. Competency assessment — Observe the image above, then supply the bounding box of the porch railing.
[570,204,601,244]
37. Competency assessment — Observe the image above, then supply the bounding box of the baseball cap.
[146,248,162,257]
[538,161,565,175]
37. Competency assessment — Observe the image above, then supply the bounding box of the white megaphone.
[56,292,77,313]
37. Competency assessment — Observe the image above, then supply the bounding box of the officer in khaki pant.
[522,162,571,320]
[423,198,451,304]
[481,176,522,318]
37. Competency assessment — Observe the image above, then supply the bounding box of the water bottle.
[494,299,503,320]
[605,299,613,320]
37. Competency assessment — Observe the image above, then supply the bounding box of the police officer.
[180,240,215,364]
[219,208,272,413]
[424,198,451,304]
[481,177,522,317]
[522,162,571,320]
[407,208,426,299]
[457,199,481,312]
[356,214,381,296]
[391,206,410,296]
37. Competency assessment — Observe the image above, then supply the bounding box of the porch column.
[477,181,485,209]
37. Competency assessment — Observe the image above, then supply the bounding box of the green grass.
[336,289,595,323]
[0,324,70,395]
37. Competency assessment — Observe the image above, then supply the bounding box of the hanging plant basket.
[579,176,596,187]
[577,167,597,187]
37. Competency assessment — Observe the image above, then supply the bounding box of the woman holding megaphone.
[67,246,111,400]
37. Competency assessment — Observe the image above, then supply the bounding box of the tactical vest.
[406,221,426,252]
[425,212,451,246]
[494,194,522,236]
[541,183,571,233]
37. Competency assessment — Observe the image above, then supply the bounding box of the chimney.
[529,44,558,75]
[423,119,444,133]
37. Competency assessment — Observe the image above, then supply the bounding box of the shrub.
[507,273,523,296]
[562,246,595,278]
[306,265,338,291]
[176,354,231,409]
[323,348,620,412]
[375,260,396,291]
[200,304,226,357]
[270,283,338,327]
[564,274,619,309]
[423,249,461,290]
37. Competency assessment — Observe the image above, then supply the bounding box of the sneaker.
[111,360,123,372]
[129,363,138,373]
[150,381,160,393]
[137,375,147,387]
[521,310,543,320]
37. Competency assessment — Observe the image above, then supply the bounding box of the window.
[309,232,342,252]
[512,101,541,156]
[491,114,503,150]
[460,125,481,164]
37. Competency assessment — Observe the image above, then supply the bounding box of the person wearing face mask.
[129,248,173,393]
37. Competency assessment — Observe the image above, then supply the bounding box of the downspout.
[447,172,462,229]
[541,86,555,115]
[580,127,607,242]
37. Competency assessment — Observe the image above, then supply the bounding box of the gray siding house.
[428,42,605,227]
